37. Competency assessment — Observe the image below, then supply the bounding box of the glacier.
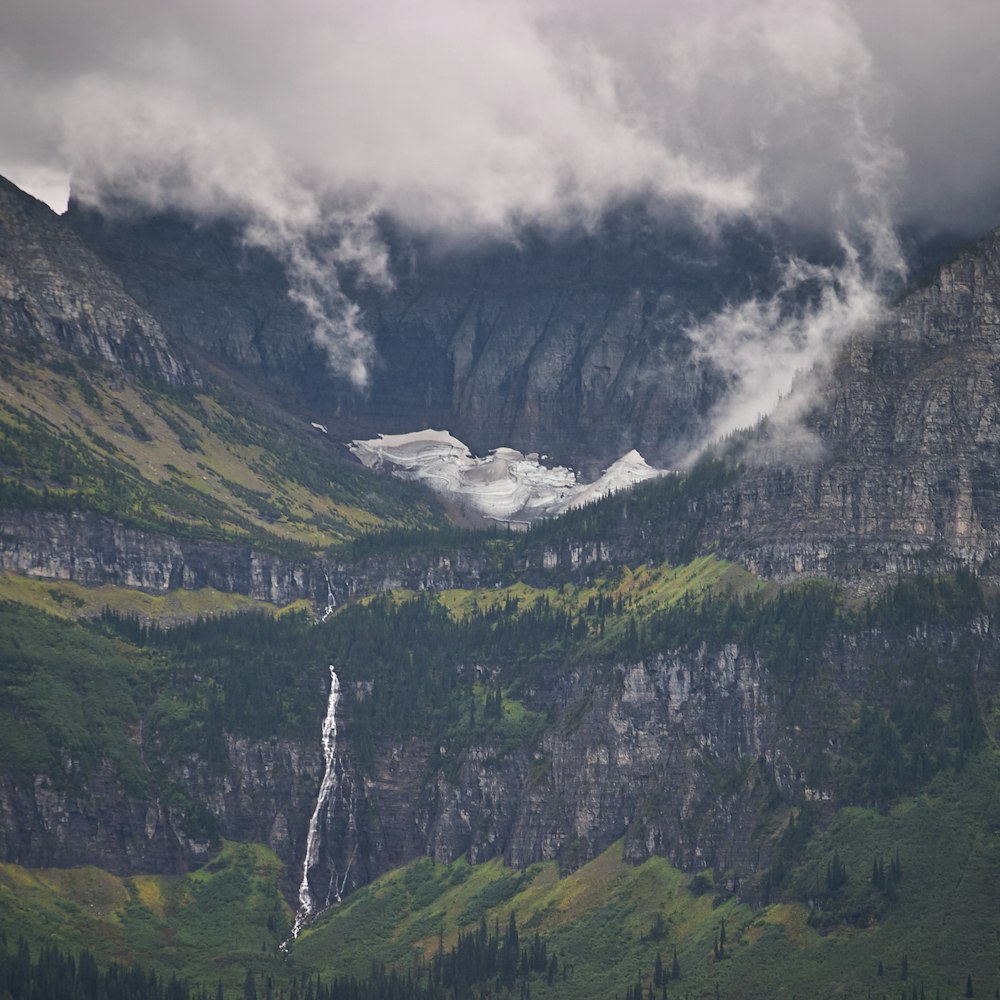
[349,429,671,526]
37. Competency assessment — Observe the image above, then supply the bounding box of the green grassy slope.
[0,350,445,554]
[0,841,290,992]
[2,568,999,998]
[0,570,314,623]
[274,749,1000,999]
[2,753,998,999]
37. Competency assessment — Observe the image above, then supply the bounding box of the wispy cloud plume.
[1,0,997,397]
[683,240,891,463]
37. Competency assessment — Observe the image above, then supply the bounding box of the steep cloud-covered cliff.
[68,203,784,468]
[0,177,191,386]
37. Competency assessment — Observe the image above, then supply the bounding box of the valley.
[2,170,1000,1000]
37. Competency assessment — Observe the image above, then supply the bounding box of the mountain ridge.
[4,172,1000,998]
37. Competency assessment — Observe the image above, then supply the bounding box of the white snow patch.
[349,430,671,525]
[310,422,328,434]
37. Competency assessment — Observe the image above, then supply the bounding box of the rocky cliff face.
[0,731,322,886]
[407,647,783,878]
[0,178,191,386]
[507,227,1000,585]
[18,611,979,899]
[0,642,786,884]
[0,511,320,604]
[352,219,775,470]
[695,229,1000,580]
[68,202,783,469]
[0,765,204,876]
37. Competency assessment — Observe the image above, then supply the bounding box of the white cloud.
[683,239,888,462]
[1,0,998,394]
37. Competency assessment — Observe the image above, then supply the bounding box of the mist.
[2,0,998,407]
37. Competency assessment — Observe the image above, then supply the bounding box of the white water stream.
[287,665,346,941]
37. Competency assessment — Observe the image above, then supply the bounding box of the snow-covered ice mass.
[349,429,670,526]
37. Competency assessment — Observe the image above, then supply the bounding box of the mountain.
[67,200,791,470]
[0,176,189,386]
[3,173,1000,999]
[0,177,448,602]
[541,228,1000,584]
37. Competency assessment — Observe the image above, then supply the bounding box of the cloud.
[682,239,888,464]
[1,0,998,392]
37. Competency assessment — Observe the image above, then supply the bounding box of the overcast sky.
[2,0,999,421]
[3,0,998,239]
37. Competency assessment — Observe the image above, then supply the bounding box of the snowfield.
[349,429,670,526]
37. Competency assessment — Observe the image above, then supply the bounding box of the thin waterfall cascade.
[321,573,337,622]
[286,665,357,944]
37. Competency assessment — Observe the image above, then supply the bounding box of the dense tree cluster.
[0,938,206,1000]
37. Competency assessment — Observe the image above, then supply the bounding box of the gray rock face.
[0,178,191,385]
[400,648,786,879]
[509,227,1000,586]
[0,510,319,604]
[0,767,207,876]
[698,228,1000,580]
[1,642,786,883]
[353,222,763,470]
[68,203,781,469]
[9,616,964,893]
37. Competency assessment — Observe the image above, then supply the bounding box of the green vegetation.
[0,938,212,1000]
[0,601,152,791]
[329,453,741,567]
[0,571,312,624]
[86,567,995,804]
[277,749,1000,999]
[5,763,1000,1000]
[3,567,1000,997]
[0,353,445,554]
[0,842,290,994]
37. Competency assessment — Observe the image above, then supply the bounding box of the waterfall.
[321,573,337,622]
[286,665,355,942]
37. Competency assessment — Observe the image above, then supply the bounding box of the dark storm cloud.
[847,0,1000,235]
[1,0,998,403]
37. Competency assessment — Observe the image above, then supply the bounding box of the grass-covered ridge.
[4,753,998,1000]
[0,841,290,993]
[0,570,313,624]
[431,556,760,622]
[0,351,445,554]
[292,749,1000,999]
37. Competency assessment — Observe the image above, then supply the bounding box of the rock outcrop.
[68,202,783,469]
[0,177,192,385]
[697,229,1000,580]
[0,510,319,604]
[515,228,1000,585]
